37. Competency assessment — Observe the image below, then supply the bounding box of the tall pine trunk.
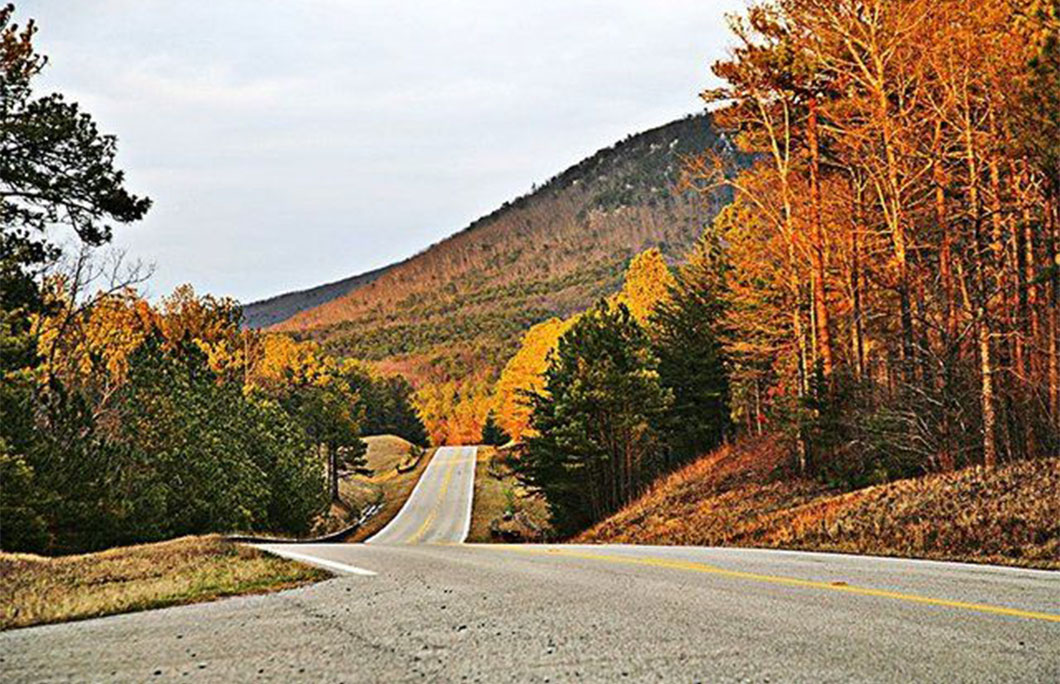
[806,99,834,378]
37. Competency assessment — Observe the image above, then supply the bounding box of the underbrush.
[577,437,1060,569]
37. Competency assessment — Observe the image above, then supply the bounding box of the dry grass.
[0,535,328,631]
[578,438,1060,570]
[362,435,419,474]
[344,439,436,542]
[468,447,550,543]
[468,447,508,542]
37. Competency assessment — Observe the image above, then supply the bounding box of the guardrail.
[225,502,382,544]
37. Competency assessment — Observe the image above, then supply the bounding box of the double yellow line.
[404,450,462,544]
[491,546,1060,624]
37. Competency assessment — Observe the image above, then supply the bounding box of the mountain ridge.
[242,265,392,329]
[253,111,740,442]
[244,112,733,332]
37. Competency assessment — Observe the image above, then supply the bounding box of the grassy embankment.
[0,535,327,631]
[0,436,434,631]
[578,437,1060,570]
[343,435,436,542]
[468,446,550,542]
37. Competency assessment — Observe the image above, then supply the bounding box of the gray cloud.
[22,0,742,301]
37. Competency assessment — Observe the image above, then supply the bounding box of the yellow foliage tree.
[614,248,675,326]
[415,378,494,445]
[492,316,577,441]
[35,283,157,388]
[246,334,330,392]
[158,284,245,380]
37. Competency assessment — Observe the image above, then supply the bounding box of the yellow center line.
[484,546,1060,624]
[405,452,461,544]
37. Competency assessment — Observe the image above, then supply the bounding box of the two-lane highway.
[2,446,1057,682]
[365,446,477,545]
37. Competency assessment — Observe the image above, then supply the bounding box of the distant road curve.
[2,446,1057,682]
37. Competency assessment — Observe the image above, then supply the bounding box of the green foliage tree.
[1,4,150,319]
[354,371,429,446]
[272,373,366,504]
[517,302,671,537]
[480,409,510,446]
[1,329,334,554]
[0,4,154,552]
[651,235,731,463]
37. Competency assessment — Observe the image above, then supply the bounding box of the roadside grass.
[468,447,550,543]
[362,434,421,474]
[577,438,1060,570]
[0,535,328,631]
[344,438,436,542]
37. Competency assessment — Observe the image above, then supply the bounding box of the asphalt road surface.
[2,448,1058,682]
[366,445,477,545]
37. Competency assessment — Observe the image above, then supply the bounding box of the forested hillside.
[508,0,1060,545]
[270,113,741,442]
[242,264,391,330]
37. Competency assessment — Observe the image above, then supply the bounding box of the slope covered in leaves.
[265,114,735,442]
[578,439,1060,569]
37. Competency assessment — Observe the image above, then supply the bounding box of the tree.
[651,235,731,462]
[480,409,510,446]
[247,334,367,502]
[616,248,676,327]
[355,369,429,446]
[690,0,1060,474]
[492,316,577,441]
[517,302,671,536]
[1,4,153,552]
[1,3,149,319]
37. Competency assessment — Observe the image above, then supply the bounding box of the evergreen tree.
[651,235,731,463]
[480,409,510,446]
[362,373,430,446]
[518,302,671,537]
[110,336,328,544]
[1,4,149,326]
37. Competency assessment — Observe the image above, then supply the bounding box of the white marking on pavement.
[253,545,377,576]
[457,446,477,543]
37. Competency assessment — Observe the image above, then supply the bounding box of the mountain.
[243,265,391,330]
[256,112,738,440]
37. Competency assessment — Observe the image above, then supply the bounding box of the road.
[365,445,477,545]
[2,447,1058,682]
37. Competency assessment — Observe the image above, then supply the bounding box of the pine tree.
[480,410,510,446]
[517,302,671,536]
[651,235,731,463]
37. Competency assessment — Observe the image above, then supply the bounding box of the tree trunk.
[1049,193,1060,431]
[934,120,957,346]
[850,177,866,380]
[965,120,997,466]
[329,444,339,502]
[806,99,834,378]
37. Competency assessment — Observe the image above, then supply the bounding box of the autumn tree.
[693,0,1060,475]
[492,317,577,441]
[1,3,152,549]
[517,302,671,536]
[616,248,676,327]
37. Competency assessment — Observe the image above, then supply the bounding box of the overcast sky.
[23,0,742,302]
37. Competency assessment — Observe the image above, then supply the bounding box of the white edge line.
[365,446,446,544]
[253,545,377,576]
[457,445,476,543]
